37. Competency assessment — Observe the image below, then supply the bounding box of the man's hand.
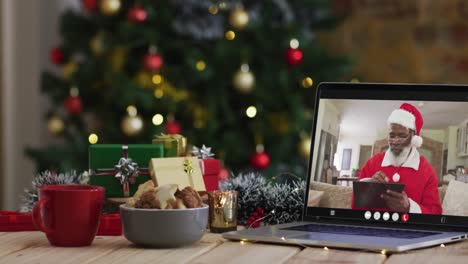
[381,190,410,212]
[370,171,389,183]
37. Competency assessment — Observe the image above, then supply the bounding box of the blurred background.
[2,0,468,210]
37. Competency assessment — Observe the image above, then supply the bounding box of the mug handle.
[33,199,53,234]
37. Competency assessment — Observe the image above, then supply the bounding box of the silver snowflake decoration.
[20,170,89,212]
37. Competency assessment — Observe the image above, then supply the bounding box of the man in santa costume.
[352,103,442,215]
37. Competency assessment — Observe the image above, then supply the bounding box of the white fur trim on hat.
[387,109,416,130]
[411,135,423,148]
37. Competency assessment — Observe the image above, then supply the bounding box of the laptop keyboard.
[282,224,440,239]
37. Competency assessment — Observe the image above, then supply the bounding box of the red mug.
[33,184,105,247]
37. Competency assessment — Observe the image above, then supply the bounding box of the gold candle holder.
[208,190,238,233]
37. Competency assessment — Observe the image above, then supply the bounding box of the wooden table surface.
[0,231,467,263]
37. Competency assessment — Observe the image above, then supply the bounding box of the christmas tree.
[27,0,350,178]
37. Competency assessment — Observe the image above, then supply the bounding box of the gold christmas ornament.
[298,137,312,159]
[47,116,65,135]
[302,77,313,88]
[233,64,255,93]
[225,30,236,40]
[196,60,206,71]
[218,2,227,10]
[100,0,121,16]
[121,114,143,136]
[152,74,163,85]
[63,61,78,80]
[208,5,218,15]
[126,105,137,116]
[229,7,249,30]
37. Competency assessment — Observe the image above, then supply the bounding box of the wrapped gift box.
[89,144,164,197]
[200,158,220,191]
[97,214,122,236]
[149,157,206,192]
[152,134,186,157]
[0,211,36,231]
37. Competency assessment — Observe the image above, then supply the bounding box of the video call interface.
[308,98,468,217]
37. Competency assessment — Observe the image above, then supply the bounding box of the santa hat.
[387,103,423,148]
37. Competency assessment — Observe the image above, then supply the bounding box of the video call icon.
[373,212,381,220]
[364,211,372,220]
[382,212,390,221]
[402,213,409,222]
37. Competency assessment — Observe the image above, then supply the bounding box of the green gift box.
[152,134,187,157]
[89,144,164,198]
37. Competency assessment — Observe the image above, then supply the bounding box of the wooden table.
[0,231,467,263]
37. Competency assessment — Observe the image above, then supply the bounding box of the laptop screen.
[306,83,468,227]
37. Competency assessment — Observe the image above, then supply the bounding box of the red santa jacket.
[351,150,442,215]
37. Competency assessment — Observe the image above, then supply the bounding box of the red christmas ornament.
[128,6,147,23]
[250,151,270,170]
[165,120,181,134]
[82,0,97,12]
[64,96,83,115]
[246,207,265,228]
[285,47,303,66]
[50,47,65,65]
[143,53,163,71]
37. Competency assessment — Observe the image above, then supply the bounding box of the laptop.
[223,82,468,252]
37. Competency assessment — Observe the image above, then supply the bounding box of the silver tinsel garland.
[19,170,89,212]
[219,172,305,225]
[263,180,306,225]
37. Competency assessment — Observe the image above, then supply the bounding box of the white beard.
[390,146,412,167]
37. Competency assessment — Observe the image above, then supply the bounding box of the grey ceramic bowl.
[120,204,209,248]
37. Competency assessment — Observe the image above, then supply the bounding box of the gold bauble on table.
[298,137,312,159]
[121,115,143,136]
[229,7,249,30]
[100,0,121,16]
[47,116,65,135]
[233,64,255,93]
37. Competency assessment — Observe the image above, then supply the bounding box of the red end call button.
[402,213,409,222]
